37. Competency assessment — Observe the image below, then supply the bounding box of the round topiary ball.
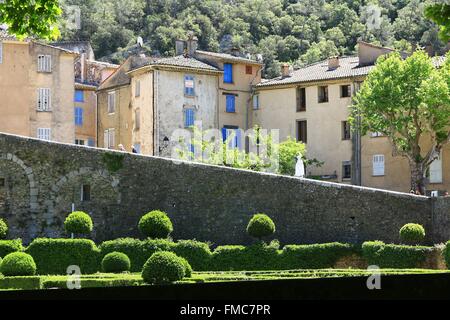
[246,213,276,240]
[102,252,131,273]
[138,210,173,239]
[178,256,193,278]
[141,251,185,284]
[0,218,8,239]
[64,211,93,235]
[0,252,36,276]
[399,223,426,244]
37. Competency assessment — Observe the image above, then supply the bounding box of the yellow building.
[0,31,77,143]
[254,41,449,194]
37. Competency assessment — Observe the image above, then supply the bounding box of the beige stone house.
[254,41,449,194]
[0,31,77,143]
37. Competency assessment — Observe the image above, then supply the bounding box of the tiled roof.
[152,55,220,71]
[195,50,262,65]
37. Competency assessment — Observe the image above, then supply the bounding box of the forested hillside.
[59,0,446,78]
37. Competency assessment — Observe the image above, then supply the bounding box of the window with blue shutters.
[184,75,195,96]
[184,108,195,127]
[74,90,84,102]
[75,107,83,126]
[87,138,95,147]
[225,95,236,113]
[224,63,233,83]
[222,126,240,149]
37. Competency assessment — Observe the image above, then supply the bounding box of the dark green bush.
[99,238,174,272]
[246,214,275,240]
[362,241,431,268]
[0,252,36,276]
[399,223,425,244]
[0,276,42,290]
[0,218,8,239]
[172,240,212,271]
[64,211,93,235]
[142,251,186,284]
[280,243,356,269]
[443,241,450,268]
[101,252,131,273]
[138,210,173,239]
[178,256,193,278]
[26,238,100,275]
[0,239,23,258]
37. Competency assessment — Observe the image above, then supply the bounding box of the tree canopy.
[425,3,450,41]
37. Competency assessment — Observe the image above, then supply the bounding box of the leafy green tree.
[351,50,450,193]
[425,3,450,41]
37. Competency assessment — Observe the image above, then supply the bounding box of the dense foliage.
[172,240,212,271]
[55,0,446,78]
[425,3,450,41]
[64,211,94,235]
[0,252,36,276]
[138,210,174,239]
[0,219,7,239]
[141,251,187,284]
[399,223,426,245]
[361,241,430,268]
[101,252,131,273]
[0,239,23,258]
[246,214,276,240]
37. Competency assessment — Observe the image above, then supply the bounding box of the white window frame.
[37,54,52,72]
[253,94,259,110]
[429,151,443,184]
[373,154,385,176]
[371,132,384,138]
[135,80,141,97]
[107,91,116,114]
[37,88,51,111]
[104,128,115,149]
[37,128,51,141]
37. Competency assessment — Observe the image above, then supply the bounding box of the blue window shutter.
[74,90,84,102]
[236,129,241,149]
[185,75,194,96]
[75,107,83,126]
[88,138,95,147]
[222,128,227,142]
[79,108,83,125]
[226,95,235,113]
[224,63,233,83]
[185,109,194,127]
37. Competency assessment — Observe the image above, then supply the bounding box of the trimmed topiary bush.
[141,251,186,284]
[399,223,425,245]
[178,256,193,278]
[101,252,131,273]
[138,210,173,239]
[64,211,93,235]
[0,252,36,276]
[0,239,23,258]
[443,241,450,268]
[246,213,276,240]
[0,218,8,239]
[172,240,212,271]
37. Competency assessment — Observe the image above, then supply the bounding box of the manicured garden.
[1,210,450,291]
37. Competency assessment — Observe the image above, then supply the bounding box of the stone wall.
[0,132,447,245]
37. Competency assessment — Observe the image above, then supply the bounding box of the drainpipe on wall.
[351,81,362,186]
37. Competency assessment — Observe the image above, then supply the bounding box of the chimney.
[186,33,198,57]
[175,39,185,56]
[281,63,290,78]
[328,56,340,70]
[231,47,240,57]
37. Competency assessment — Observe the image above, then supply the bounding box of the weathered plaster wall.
[0,132,447,245]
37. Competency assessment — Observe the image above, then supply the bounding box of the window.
[107,91,116,114]
[222,126,241,149]
[87,138,95,147]
[224,63,233,83]
[429,151,443,183]
[37,88,51,111]
[81,184,91,202]
[342,161,352,180]
[318,86,329,103]
[134,143,141,154]
[342,121,351,140]
[184,75,195,96]
[373,155,385,176]
[135,109,140,130]
[37,55,51,72]
[0,41,3,64]
[371,132,384,137]
[135,80,141,97]
[75,107,83,126]
[75,139,85,145]
[225,95,236,113]
[184,108,195,128]
[245,65,252,75]
[297,120,307,143]
[341,85,351,98]
[296,87,306,112]
[74,90,84,102]
[37,128,51,141]
[104,128,115,149]
[253,94,259,110]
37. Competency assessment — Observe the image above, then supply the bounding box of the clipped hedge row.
[26,238,101,275]
[0,239,23,258]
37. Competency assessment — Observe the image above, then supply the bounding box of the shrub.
[172,240,212,271]
[64,211,93,235]
[141,251,186,284]
[0,218,7,239]
[361,241,431,268]
[246,214,275,240]
[178,256,193,278]
[0,252,36,276]
[101,252,131,273]
[0,276,42,290]
[138,210,173,239]
[26,238,100,275]
[99,238,174,272]
[399,223,425,244]
[443,241,450,268]
[0,239,23,258]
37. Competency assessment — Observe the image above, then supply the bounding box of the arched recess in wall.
[45,167,121,239]
[0,153,39,240]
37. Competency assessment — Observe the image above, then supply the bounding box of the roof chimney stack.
[175,39,185,56]
[186,32,198,57]
[281,63,291,78]
[328,56,340,70]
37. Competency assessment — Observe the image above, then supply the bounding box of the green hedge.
[361,241,431,268]
[99,238,174,272]
[0,276,42,290]
[279,242,357,269]
[0,239,23,258]
[172,240,212,271]
[444,241,450,268]
[26,238,100,275]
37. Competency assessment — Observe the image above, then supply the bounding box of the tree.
[351,50,450,194]
[0,0,62,39]
[425,3,450,41]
